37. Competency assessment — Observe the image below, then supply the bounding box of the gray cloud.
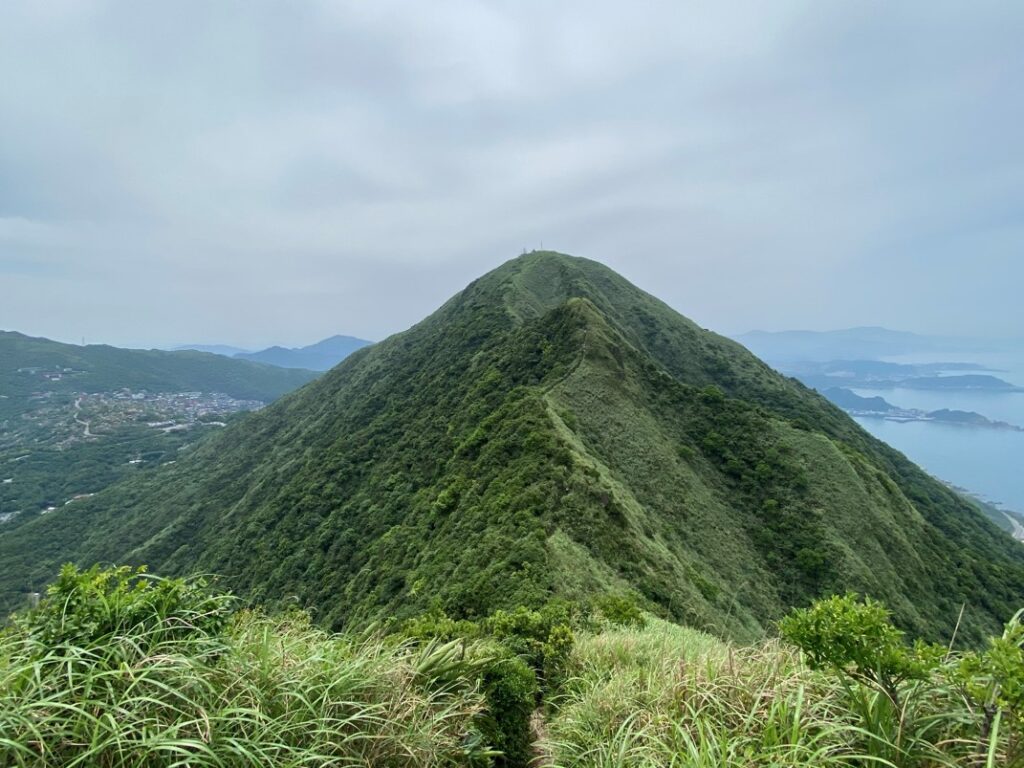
[0,0,1021,347]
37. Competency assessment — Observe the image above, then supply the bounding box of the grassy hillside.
[546,609,1024,767]
[0,253,1021,644]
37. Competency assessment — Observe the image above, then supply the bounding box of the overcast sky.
[1,1,1021,349]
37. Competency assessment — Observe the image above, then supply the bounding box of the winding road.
[73,397,93,438]
[1002,510,1024,542]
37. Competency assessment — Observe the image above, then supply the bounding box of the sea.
[850,351,1024,516]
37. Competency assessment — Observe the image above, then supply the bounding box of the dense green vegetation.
[0,253,1022,645]
[0,416,251,536]
[1,424,194,521]
[5,566,1024,767]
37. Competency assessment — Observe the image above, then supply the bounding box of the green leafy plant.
[592,593,647,629]
[955,608,1024,765]
[14,563,232,650]
[779,592,943,705]
[475,644,539,768]
[402,600,579,766]
[777,594,1020,766]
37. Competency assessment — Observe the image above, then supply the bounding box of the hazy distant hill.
[777,360,1020,394]
[0,331,319,416]
[2,255,1021,644]
[174,344,252,357]
[235,335,373,371]
[822,387,897,413]
[736,327,1004,362]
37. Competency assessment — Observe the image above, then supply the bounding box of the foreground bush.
[781,594,1024,767]
[0,565,490,767]
[402,600,577,766]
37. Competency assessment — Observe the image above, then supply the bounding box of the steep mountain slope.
[2,254,1022,643]
[235,335,373,370]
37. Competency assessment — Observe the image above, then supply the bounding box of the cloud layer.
[1,1,1021,347]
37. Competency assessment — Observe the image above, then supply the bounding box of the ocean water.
[850,352,1024,514]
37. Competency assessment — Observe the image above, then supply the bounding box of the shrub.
[592,593,647,629]
[13,563,232,650]
[778,592,942,702]
[955,608,1024,763]
[403,601,580,766]
[474,643,539,768]
[778,593,1018,767]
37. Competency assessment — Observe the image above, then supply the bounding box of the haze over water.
[852,351,1024,515]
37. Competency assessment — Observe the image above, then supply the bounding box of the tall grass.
[543,619,857,767]
[0,573,490,767]
[541,618,1018,767]
[4,567,1020,767]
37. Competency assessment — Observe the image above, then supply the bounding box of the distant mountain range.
[4,253,1022,645]
[176,335,373,371]
[236,335,372,371]
[773,360,1023,394]
[1,332,319,416]
[174,344,252,357]
[0,331,321,538]
[736,327,1018,363]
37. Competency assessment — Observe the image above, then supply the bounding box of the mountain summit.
[3,252,1022,642]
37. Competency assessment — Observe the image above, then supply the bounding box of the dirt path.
[529,710,554,767]
[73,397,93,437]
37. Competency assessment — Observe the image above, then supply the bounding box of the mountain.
[736,327,1006,363]
[771,359,1006,393]
[2,253,1022,644]
[173,344,252,357]
[0,331,319,417]
[927,409,1024,429]
[823,388,1024,434]
[236,335,373,370]
[0,332,321,537]
[822,387,897,413]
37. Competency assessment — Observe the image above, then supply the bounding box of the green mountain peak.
[2,252,1021,644]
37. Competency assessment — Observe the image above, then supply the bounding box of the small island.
[894,374,1024,392]
[823,387,1024,431]
[780,359,1023,393]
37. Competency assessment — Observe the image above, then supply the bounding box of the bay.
[850,351,1024,514]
